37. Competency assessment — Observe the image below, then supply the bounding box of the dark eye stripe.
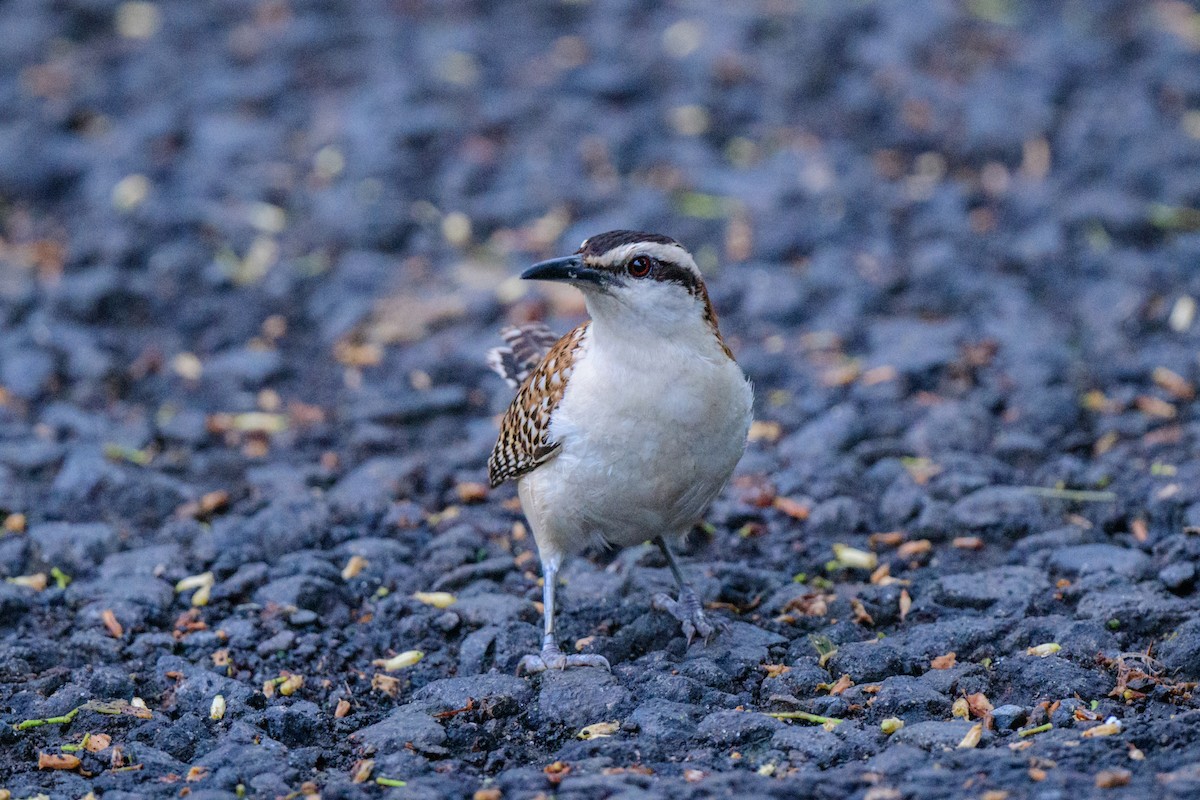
[652,260,703,296]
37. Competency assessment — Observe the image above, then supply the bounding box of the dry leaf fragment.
[373,650,424,671]
[38,752,81,770]
[896,539,932,559]
[1152,367,1194,400]
[772,496,810,520]
[683,768,706,783]
[352,759,375,783]
[7,573,47,591]
[1081,717,1122,738]
[101,609,124,638]
[851,598,875,626]
[832,544,877,570]
[827,674,853,696]
[371,673,401,697]
[279,674,305,696]
[957,722,983,749]
[761,663,790,678]
[881,717,904,734]
[210,695,226,720]
[748,420,782,442]
[1029,767,1047,781]
[952,536,984,550]
[456,482,489,504]
[966,693,993,718]
[335,699,351,718]
[544,761,571,785]
[577,721,620,740]
[86,733,112,753]
[1027,643,1061,657]
[1094,768,1131,788]
[341,555,369,580]
[931,652,957,670]
[186,766,208,782]
[1135,395,1176,419]
[413,592,456,608]
[473,789,503,800]
[868,531,907,548]
[952,697,970,720]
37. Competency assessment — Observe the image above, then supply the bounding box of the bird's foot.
[653,586,717,645]
[517,641,610,675]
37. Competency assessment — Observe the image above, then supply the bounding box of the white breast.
[520,319,753,560]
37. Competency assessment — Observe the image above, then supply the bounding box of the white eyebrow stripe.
[591,242,701,277]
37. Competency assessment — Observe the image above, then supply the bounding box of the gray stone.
[352,703,447,754]
[937,566,1048,613]
[870,676,950,719]
[697,710,782,746]
[536,667,632,728]
[990,704,1026,730]
[28,522,120,575]
[263,700,320,747]
[1047,544,1150,578]
[628,700,700,743]
[950,487,1043,537]
[412,672,532,717]
[890,720,982,751]
[1159,562,1196,594]
[770,724,848,767]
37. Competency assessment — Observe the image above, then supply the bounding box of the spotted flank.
[486,323,562,389]
[488,323,589,487]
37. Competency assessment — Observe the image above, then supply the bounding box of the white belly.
[519,338,752,561]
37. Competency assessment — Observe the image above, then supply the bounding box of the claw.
[653,587,717,644]
[518,642,611,675]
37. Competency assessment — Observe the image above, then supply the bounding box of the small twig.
[1020,486,1117,502]
[1018,722,1053,737]
[765,710,843,727]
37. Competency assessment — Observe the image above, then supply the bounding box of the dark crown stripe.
[577,230,679,257]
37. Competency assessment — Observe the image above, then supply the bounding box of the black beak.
[521,255,609,286]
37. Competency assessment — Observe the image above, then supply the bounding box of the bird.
[486,230,753,674]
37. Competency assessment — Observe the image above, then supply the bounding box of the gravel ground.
[2,1,1200,798]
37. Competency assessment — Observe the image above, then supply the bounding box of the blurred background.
[0,0,1198,498]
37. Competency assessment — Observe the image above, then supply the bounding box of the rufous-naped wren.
[487,231,753,674]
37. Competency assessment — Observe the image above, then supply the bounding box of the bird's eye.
[628,256,653,278]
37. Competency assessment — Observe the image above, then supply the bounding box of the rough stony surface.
[2,1,1200,798]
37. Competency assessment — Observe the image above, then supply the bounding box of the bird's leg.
[651,536,716,644]
[517,557,610,675]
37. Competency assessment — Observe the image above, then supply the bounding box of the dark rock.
[535,667,633,729]
[264,700,321,747]
[1159,562,1196,595]
[937,566,1048,614]
[1159,619,1200,678]
[1047,544,1150,578]
[412,672,532,717]
[27,522,120,575]
[352,704,447,754]
[990,704,1026,730]
[770,725,848,767]
[628,700,701,743]
[869,676,949,720]
[697,710,782,747]
[950,487,1044,539]
[890,720,982,751]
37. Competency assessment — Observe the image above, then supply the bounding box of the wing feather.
[488,323,588,487]
[485,323,561,389]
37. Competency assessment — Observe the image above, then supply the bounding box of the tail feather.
[487,322,560,389]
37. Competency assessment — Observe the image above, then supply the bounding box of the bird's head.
[522,230,722,339]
